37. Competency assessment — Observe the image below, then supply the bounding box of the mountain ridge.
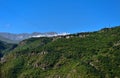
[1,26,120,78]
[0,32,69,41]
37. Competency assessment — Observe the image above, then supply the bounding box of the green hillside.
[1,26,120,78]
[0,40,17,58]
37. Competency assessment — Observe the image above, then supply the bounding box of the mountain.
[0,35,19,44]
[0,32,69,41]
[1,26,120,78]
[0,40,17,58]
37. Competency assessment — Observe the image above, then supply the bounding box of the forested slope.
[1,26,120,78]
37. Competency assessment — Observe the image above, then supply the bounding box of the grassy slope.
[1,26,120,78]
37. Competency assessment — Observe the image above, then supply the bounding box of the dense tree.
[1,26,120,78]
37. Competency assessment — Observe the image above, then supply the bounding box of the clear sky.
[0,0,120,34]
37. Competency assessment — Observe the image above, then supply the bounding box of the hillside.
[0,32,69,41]
[0,35,19,44]
[0,40,17,58]
[1,26,120,78]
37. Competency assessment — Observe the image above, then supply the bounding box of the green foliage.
[0,40,17,58]
[1,26,120,78]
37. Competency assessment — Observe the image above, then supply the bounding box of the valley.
[0,26,120,78]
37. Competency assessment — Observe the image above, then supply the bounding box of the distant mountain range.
[1,26,120,78]
[0,32,69,43]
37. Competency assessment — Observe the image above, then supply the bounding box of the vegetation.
[1,26,120,78]
[0,40,17,58]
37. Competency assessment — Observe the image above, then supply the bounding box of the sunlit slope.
[1,26,120,78]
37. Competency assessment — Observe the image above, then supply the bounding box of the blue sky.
[0,0,120,33]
